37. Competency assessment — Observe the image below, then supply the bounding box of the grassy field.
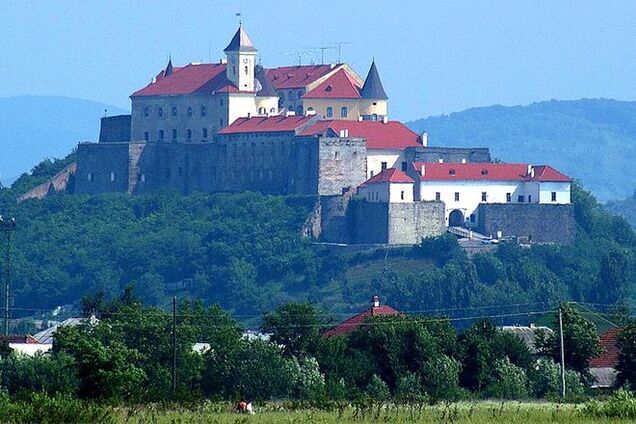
[113,401,633,423]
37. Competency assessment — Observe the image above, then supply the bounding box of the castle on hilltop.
[25,25,574,245]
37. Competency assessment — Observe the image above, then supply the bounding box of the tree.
[617,322,636,387]
[534,304,601,376]
[485,357,530,399]
[262,302,324,357]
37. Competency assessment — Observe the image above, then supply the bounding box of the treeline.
[0,155,634,325]
[3,294,636,405]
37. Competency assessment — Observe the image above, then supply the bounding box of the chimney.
[339,129,349,138]
[461,158,466,164]
[220,58,227,64]
[372,295,380,308]
[438,158,444,163]
[421,131,428,147]
[305,109,316,116]
[358,116,363,122]
[382,116,388,124]
[420,164,425,176]
[527,164,534,177]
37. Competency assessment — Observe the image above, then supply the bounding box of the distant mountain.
[407,99,636,202]
[0,96,127,185]
[606,191,636,229]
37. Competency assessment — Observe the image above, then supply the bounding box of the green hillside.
[1,159,634,326]
[407,99,636,202]
[606,190,636,229]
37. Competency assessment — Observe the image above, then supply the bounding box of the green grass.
[113,401,634,423]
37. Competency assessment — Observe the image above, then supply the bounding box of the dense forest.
[0,155,634,327]
[407,99,636,202]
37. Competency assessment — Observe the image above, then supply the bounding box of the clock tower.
[224,25,257,92]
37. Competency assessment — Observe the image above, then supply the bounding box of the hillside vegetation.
[408,99,636,202]
[607,191,636,229]
[0,157,634,325]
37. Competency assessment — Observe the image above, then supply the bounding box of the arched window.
[158,107,163,117]
[244,65,249,75]
[297,90,303,99]
[270,107,276,113]
[340,107,348,118]
[288,90,295,100]
[187,129,192,140]
[259,107,266,115]
[326,107,333,118]
[201,106,207,116]
[158,129,164,140]
[296,105,303,116]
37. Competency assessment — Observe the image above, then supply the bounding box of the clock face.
[242,58,249,64]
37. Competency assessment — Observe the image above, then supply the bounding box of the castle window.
[232,65,236,75]
[297,90,303,99]
[270,107,276,113]
[178,167,183,176]
[220,99,224,106]
[506,193,512,202]
[334,151,340,160]
[244,65,249,75]
[381,162,387,170]
[159,130,164,140]
[202,128,208,138]
[110,172,116,182]
[296,106,303,116]
[340,107,348,118]
[326,107,333,118]
[373,102,377,106]
[400,191,405,200]
[528,195,532,203]
[518,195,524,203]
[288,91,294,100]
[144,107,149,117]
[280,92,286,101]
[144,132,149,141]
[551,191,557,202]
[435,192,441,201]
[201,106,207,116]
[171,106,177,116]
[166,168,171,178]
[454,192,460,201]
[87,172,93,182]
[172,129,177,140]
[470,214,476,223]
[137,173,145,182]
[187,107,192,116]
[158,107,163,117]
[372,114,378,121]
[370,170,374,177]
[187,129,192,140]
[481,192,487,202]
[259,107,266,115]
[401,162,407,172]
[219,119,223,127]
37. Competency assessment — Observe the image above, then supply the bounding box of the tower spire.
[360,60,388,100]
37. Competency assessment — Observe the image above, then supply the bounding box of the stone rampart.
[476,203,575,244]
[99,115,131,143]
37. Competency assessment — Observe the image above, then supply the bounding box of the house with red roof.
[323,296,400,337]
[589,327,621,389]
[358,168,415,203]
[413,162,572,229]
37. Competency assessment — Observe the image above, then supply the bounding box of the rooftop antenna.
[306,45,336,64]
[282,50,313,66]
[334,41,352,63]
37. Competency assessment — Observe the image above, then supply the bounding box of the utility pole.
[0,216,16,336]
[172,296,177,392]
[558,305,566,398]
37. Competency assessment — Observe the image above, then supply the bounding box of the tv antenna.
[334,41,352,63]
[305,45,336,64]
[282,50,314,66]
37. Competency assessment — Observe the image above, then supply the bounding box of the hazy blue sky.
[2,0,636,121]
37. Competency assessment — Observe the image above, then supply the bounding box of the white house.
[357,168,414,203]
[414,162,572,227]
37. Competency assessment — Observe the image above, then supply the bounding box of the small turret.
[360,60,388,100]
[164,57,174,77]
[224,25,258,92]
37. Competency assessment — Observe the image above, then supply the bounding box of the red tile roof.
[360,168,414,187]
[131,63,239,97]
[265,65,337,90]
[303,69,361,99]
[414,163,571,182]
[323,304,400,337]
[590,327,621,368]
[218,115,315,134]
[299,120,422,150]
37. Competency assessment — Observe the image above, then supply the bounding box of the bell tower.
[224,25,257,92]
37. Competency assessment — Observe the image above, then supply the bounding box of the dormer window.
[325,85,332,92]
[481,169,488,175]
[449,169,456,175]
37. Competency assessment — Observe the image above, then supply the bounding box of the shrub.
[0,392,113,424]
[485,357,530,399]
[421,354,463,401]
[583,389,636,419]
[0,352,78,396]
[365,375,389,401]
[395,372,425,404]
[529,358,585,399]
